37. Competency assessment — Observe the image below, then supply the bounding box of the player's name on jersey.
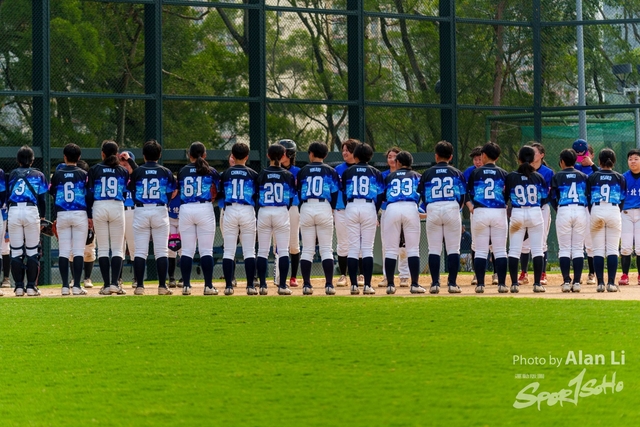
[103,168,116,173]
[598,175,613,181]
[435,168,448,174]
[63,173,74,178]
[144,170,158,175]
[356,167,367,172]
[267,173,281,179]
[309,167,321,172]
[231,170,248,176]
[484,169,497,175]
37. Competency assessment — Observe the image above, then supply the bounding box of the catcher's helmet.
[168,233,182,252]
[86,228,95,245]
[276,139,297,161]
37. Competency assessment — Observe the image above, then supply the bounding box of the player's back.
[220,165,259,206]
[256,166,295,207]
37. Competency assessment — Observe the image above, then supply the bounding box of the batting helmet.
[168,233,182,252]
[277,139,297,164]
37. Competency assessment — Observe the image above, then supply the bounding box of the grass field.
[0,296,638,426]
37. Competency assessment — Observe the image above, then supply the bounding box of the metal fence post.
[348,0,365,142]
[439,0,458,166]
[145,0,163,147]
[249,0,267,168]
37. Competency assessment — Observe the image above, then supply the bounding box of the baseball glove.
[86,228,95,245]
[40,219,55,238]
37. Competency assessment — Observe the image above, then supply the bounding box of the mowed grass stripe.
[0,297,638,426]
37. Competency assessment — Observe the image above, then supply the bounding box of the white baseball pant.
[258,206,290,259]
[300,200,334,262]
[507,206,544,258]
[590,203,621,258]
[621,209,640,256]
[383,202,420,258]
[426,201,461,256]
[56,210,89,260]
[471,207,508,259]
[555,205,588,259]
[345,199,377,259]
[222,204,256,260]
[179,203,215,258]
[333,209,349,258]
[133,205,170,259]
[8,204,40,257]
[380,210,409,278]
[93,200,125,259]
[123,208,136,260]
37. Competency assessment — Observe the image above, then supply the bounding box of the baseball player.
[218,142,260,296]
[341,142,384,295]
[383,151,425,295]
[49,144,90,295]
[7,146,45,297]
[297,141,340,295]
[118,151,137,288]
[379,147,411,288]
[167,192,181,288]
[550,148,589,292]
[256,144,295,295]
[1,218,10,288]
[587,148,626,292]
[87,140,129,295]
[178,141,220,296]
[463,146,488,286]
[419,141,466,294]
[465,142,509,293]
[334,139,363,286]
[219,153,237,287]
[620,149,640,286]
[128,140,176,295]
[505,146,548,294]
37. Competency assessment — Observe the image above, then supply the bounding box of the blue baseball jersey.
[297,162,340,209]
[419,162,466,206]
[8,168,48,205]
[87,163,129,202]
[587,170,626,206]
[218,165,259,207]
[623,171,640,210]
[536,164,554,203]
[463,165,476,183]
[341,163,384,209]
[575,162,598,177]
[385,168,421,205]
[178,163,220,204]
[128,163,176,205]
[334,162,354,210]
[504,171,548,208]
[550,167,588,208]
[467,163,508,209]
[256,166,296,208]
[168,194,181,219]
[286,165,301,206]
[49,165,88,213]
[123,189,135,208]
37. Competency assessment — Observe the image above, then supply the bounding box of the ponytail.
[517,162,535,178]
[517,146,536,178]
[102,140,120,168]
[268,144,286,167]
[189,142,211,176]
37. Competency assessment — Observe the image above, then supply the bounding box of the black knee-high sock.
[223,258,234,287]
[471,250,476,266]
[447,253,460,285]
[559,257,571,283]
[301,259,312,286]
[168,257,176,279]
[495,257,508,285]
[156,257,168,288]
[621,255,631,275]
[490,252,496,271]
[594,256,605,285]
[245,257,256,287]
[338,256,347,275]
[232,259,236,280]
[98,257,110,287]
[532,256,544,284]
[3,254,10,279]
[520,252,530,273]
[385,258,397,286]
[408,256,420,285]
[347,258,359,286]
[26,255,39,285]
[474,257,487,286]
[362,257,373,286]
[508,257,520,285]
[588,256,595,275]
[111,256,123,286]
[59,257,70,287]
[84,261,93,279]
[637,254,640,275]
[134,257,146,288]
[607,255,618,284]
[358,258,364,276]
[428,254,440,284]
[180,256,193,287]
[573,257,584,284]
[290,253,300,278]
[201,255,214,288]
[257,257,268,287]
[278,256,289,288]
[72,256,83,288]
[322,259,334,286]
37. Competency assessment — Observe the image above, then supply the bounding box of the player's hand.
[581,156,594,167]
[40,217,45,230]
[88,219,94,230]
[119,152,130,161]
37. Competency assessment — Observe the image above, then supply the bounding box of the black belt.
[559,203,584,207]
[135,203,166,207]
[9,202,35,207]
[347,198,373,203]
[594,202,617,206]
[124,206,135,211]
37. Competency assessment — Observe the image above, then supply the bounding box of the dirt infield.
[7,273,640,300]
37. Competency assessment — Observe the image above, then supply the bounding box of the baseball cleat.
[386,285,396,295]
[110,285,126,295]
[540,272,548,286]
[378,277,388,288]
[253,278,260,288]
[231,278,237,287]
[246,286,258,296]
[61,287,71,296]
[518,272,529,286]
[587,274,596,285]
[131,279,137,289]
[26,287,40,297]
[497,285,509,293]
[596,283,605,293]
[259,286,268,296]
[277,285,292,295]
[72,287,87,296]
[363,285,376,295]
[325,285,336,295]
[168,278,177,288]
[606,283,619,292]
[336,275,348,287]
[475,285,485,294]
[410,284,427,294]
[350,285,360,295]
[134,287,145,295]
[98,286,111,295]
[224,286,234,296]
[448,284,461,294]
[357,275,365,286]
[303,285,314,295]
[203,286,218,296]
[533,284,546,293]
[289,278,299,288]
[492,274,498,285]
[510,284,519,293]
[572,283,581,293]
[1,277,10,288]
[399,278,410,287]
[83,278,93,288]
[429,284,440,294]
[14,287,25,297]
[619,274,630,286]
[182,286,192,296]
[561,282,572,293]
[471,274,478,286]
[158,286,173,295]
